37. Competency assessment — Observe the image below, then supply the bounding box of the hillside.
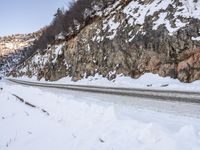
[10,0,200,83]
[1,1,200,149]
[0,34,35,57]
[0,32,41,76]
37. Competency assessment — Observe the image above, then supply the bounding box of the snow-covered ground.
[1,79,200,150]
[15,73,200,92]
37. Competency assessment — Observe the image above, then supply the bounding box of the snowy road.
[7,78,200,103]
[1,79,200,150]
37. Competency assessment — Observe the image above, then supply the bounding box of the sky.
[0,0,73,36]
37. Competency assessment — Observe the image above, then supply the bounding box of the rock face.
[0,34,36,57]
[0,32,41,75]
[12,0,200,83]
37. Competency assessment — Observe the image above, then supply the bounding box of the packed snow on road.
[0,79,200,150]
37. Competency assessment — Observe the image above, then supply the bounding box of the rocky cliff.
[11,0,200,83]
[0,34,35,57]
[0,32,41,75]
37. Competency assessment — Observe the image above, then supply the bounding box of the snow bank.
[0,81,200,150]
[15,73,200,92]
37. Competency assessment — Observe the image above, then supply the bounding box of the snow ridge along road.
[7,78,200,104]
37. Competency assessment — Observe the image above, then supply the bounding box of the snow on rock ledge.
[11,0,200,83]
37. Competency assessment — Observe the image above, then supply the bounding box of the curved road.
[7,78,200,104]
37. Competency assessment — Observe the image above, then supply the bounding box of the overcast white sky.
[0,0,73,36]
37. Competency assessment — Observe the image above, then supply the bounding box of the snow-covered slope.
[123,0,200,35]
[1,80,200,150]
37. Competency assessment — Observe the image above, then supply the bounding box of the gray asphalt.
[7,78,200,104]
